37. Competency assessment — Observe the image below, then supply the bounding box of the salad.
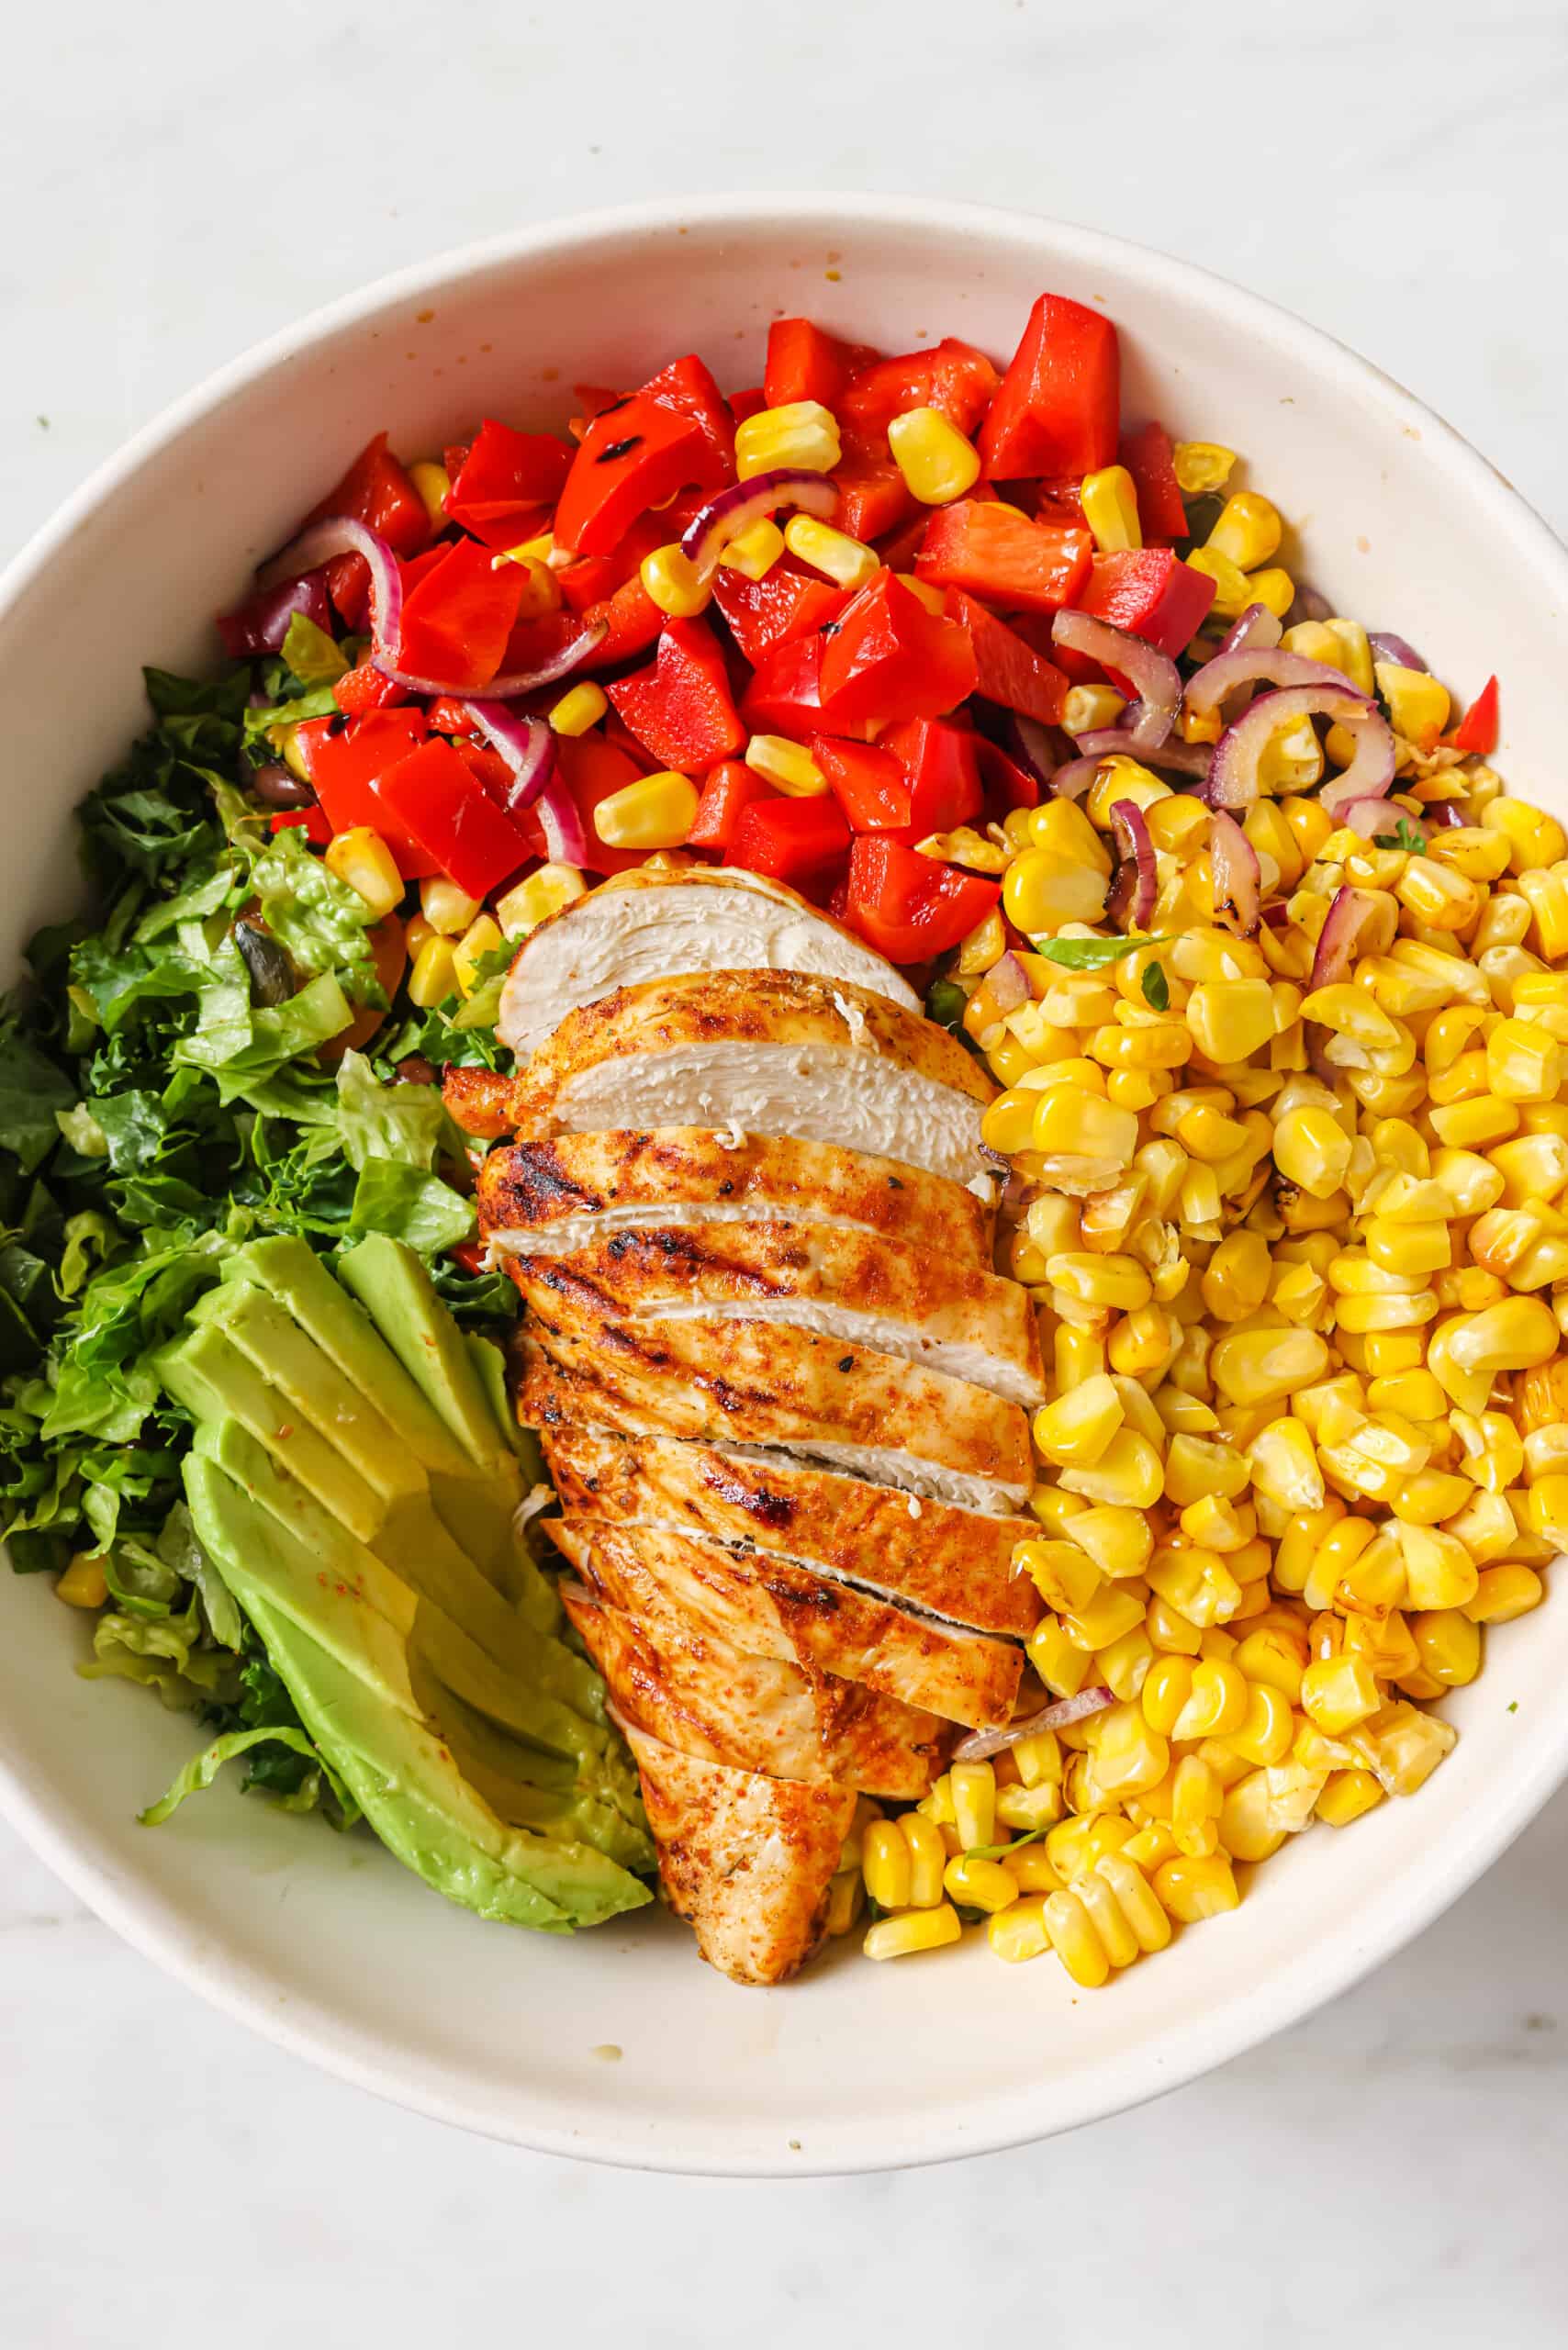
[0,283,1554,1989]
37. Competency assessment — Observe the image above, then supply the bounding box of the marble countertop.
[4,1,1566,2339]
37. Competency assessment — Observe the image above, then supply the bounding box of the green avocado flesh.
[161,1237,652,1931]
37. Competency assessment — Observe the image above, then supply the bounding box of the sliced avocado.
[337,1235,512,1476]
[157,1322,384,1543]
[185,1455,648,1930]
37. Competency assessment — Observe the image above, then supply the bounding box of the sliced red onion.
[1185,645,1360,717]
[1289,583,1332,624]
[1208,684,1393,813]
[1047,755,1100,803]
[1053,609,1180,749]
[989,952,1030,1013]
[1011,712,1059,791]
[1210,807,1260,937]
[951,1684,1115,1762]
[376,620,607,700]
[1071,726,1214,778]
[1424,797,1465,830]
[1368,629,1428,673]
[679,468,840,578]
[1335,795,1425,845]
[1106,800,1157,931]
[217,567,335,660]
[256,516,404,649]
[1308,885,1385,989]
[536,773,589,865]
[1215,600,1283,659]
[1260,900,1291,932]
[464,699,557,811]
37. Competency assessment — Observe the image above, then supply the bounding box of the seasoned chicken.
[542,1423,1041,1638]
[550,1519,1022,1729]
[500,1217,1043,1404]
[621,1721,855,1986]
[560,1584,946,1796]
[519,1310,1034,1514]
[476,1127,995,1269]
[510,969,999,1190]
[497,867,919,1058]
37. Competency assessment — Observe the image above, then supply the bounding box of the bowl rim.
[3,191,1566,2176]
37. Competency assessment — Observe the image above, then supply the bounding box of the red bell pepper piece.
[608,617,746,773]
[687,760,773,852]
[813,738,913,831]
[764,319,882,411]
[374,737,531,900]
[304,431,431,632]
[332,659,410,718]
[879,718,985,834]
[874,508,934,575]
[842,835,1000,963]
[557,513,669,615]
[297,709,440,878]
[711,562,849,667]
[452,740,517,802]
[442,419,573,549]
[394,538,527,691]
[1118,421,1189,543]
[841,339,1000,440]
[269,806,333,847]
[819,572,979,728]
[1450,675,1499,756]
[976,735,1040,815]
[739,632,876,744]
[1035,477,1087,527]
[554,395,722,558]
[426,696,479,735]
[915,500,1092,615]
[728,795,851,888]
[980,294,1120,482]
[943,588,1070,724]
[550,734,656,876]
[832,449,915,544]
[1056,549,1216,683]
[638,354,736,484]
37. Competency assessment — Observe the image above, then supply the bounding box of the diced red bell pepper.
[728,794,851,888]
[297,708,440,878]
[711,561,849,667]
[452,740,517,802]
[729,386,767,425]
[1118,421,1189,543]
[687,760,773,851]
[879,718,984,835]
[607,617,745,773]
[442,419,573,549]
[585,576,666,669]
[841,338,1000,440]
[979,294,1120,482]
[394,538,527,690]
[813,738,913,831]
[1056,548,1216,683]
[943,588,1069,724]
[1035,477,1086,527]
[554,394,723,558]
[739,632,877,744]
[842,835,1000,963]
[819,572,979,729]
[557,513,669,615]
[874,507,934,575]
[269,805,333,847]
[832,450,915,544]
[976,735,1040,815]
[305,431,431,633]
[426,695,479,735]
[638,354,736,485]
[1449,675,1499,756]
[915,499,1092,615]
[374,737,531,900]
[332,659,410,718]
[764,319,883,411]
[449,1238,488,1277]
[552,734,656,875]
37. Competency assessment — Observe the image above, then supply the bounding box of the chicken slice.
[550,1518,1022,1729]
[497,867,919,1058]
[501,1218,1043,1405]
[476,1127,994,1269]
[621,1721,855,1986]
[510,970,999,1190]
[560,1585,946,1797]
[542,1423,1041,1639]
[520,1301,1033,1514]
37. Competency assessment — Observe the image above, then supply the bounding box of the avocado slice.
[157,1322,386,1543]
[336,1235,513,1477]
[185,1453,650,1930]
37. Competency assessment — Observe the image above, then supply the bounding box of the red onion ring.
[1335,795,1425,845]
[1423,798,1465,830]
[377,621,607,701]
[1070,726,1214,778]
[1185,645,1360,716]
[1208,684,1394,812]
[257,516,404,647]
[1209,807,1260,937]
[1289,583,1332,625]
[679,468,839,578]
[1215,600,1283,659]
[989,951,1031,1013]
[1053,609,1180,749]
[463,699,557,811]
[1368,629,1428,673]
[951,1684,1115,1762]
[1308,885,1388,989]
[1011,712,1059,792]
[536,775,589,865]
[1106,800,1157,931]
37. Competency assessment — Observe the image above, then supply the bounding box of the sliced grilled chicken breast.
[511,970,998,1190]
[622,1722,855,1986]
[561,1586,946,1797]
[503,1218,1042,1404]
[497,867,919,1058]
[551,1519,1021,1729]
[520,1304,1033,1513]
[542,1424,1041,1639]
[476,1128,994,1269]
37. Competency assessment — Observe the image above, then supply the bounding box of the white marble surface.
[4,0,1567,2337]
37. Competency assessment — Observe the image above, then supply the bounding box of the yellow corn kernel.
[1090,1703,1170,1798]
[1058,1427,1165,1509]
[1271,1103,1350,1200]
[1016,1539,1103,1619]
[1465,1563,1543,1623]
[1154,1852,1240,1924]
[979,1088,1037,1156]
[1185,543,1251,620]
[494,861,587,938]
[1001,1845,1064,1898]
[734,399,842,480]
[1170,1753,1224,1857]
[1185,978,1277,1064]
[1206,490,1282,572]
[863,1904,964,1961]
[1141,1653,1195,1737]
[743,733,826,798]
[781,512,880,591]
[453,913,504,997]
[1300,1651,1382,1736]
[1316,1768,1386,1828]
[1409,1607,1482,1688]
[406,457,452,532]
[1047,1252,1153,1314]
[1061,1580,1148,1652]
[1002,846,1109,935]
[943,1852,1020,1915]
[639,543,711,619]
[1147,1548,1242,1630]
[1428,1295,1560,1413]
[1486,1017,1562,1102]
[1081,464,1143,554]
[1053,1323,1106,1390]
[718,517,786,580]
[1031,1087,1139,1180]
[408,935,458,1010]
[996,1783,1063,1833]
[886,404,982,504]
[1061,683,1126,737]
[1482,798,1567,876]
[824,1871,861,1937]
[548,680,609,736]
[55,1552,107,1608]
[862,1818,913,1909]
[1398,1522,1480,1612]
[418,874,481,936]
[1066,1505,1152,1582]
[1200,1230,1271,1323]
[323,826,402,919]
[1107,1303,1176,1378]
[1373,661,1450,751]
[594,769,700,849]
[1172,441,1235,496]
[1348,1700,1457,1796]
[1170,1657,1249,1741]
[957,909,1007,979]
[1248,566,1297,620]
[1216,1768,1288,1862]
[1211,1328,1329,1407]
[1364,1219,1450,1280]
[1031,1380,1126,1475]
[1039,1889,1111,1986]
[1248,1416,1326,1513]
[898,1813,948,1908]
[1234,1627,1308,1706]
[988,1895,1053,1963]
[950,1760,997,1852]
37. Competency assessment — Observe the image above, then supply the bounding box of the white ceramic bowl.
[3,196,1565,2177]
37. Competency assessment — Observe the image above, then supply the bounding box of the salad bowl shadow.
[3,193,1566,2176]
